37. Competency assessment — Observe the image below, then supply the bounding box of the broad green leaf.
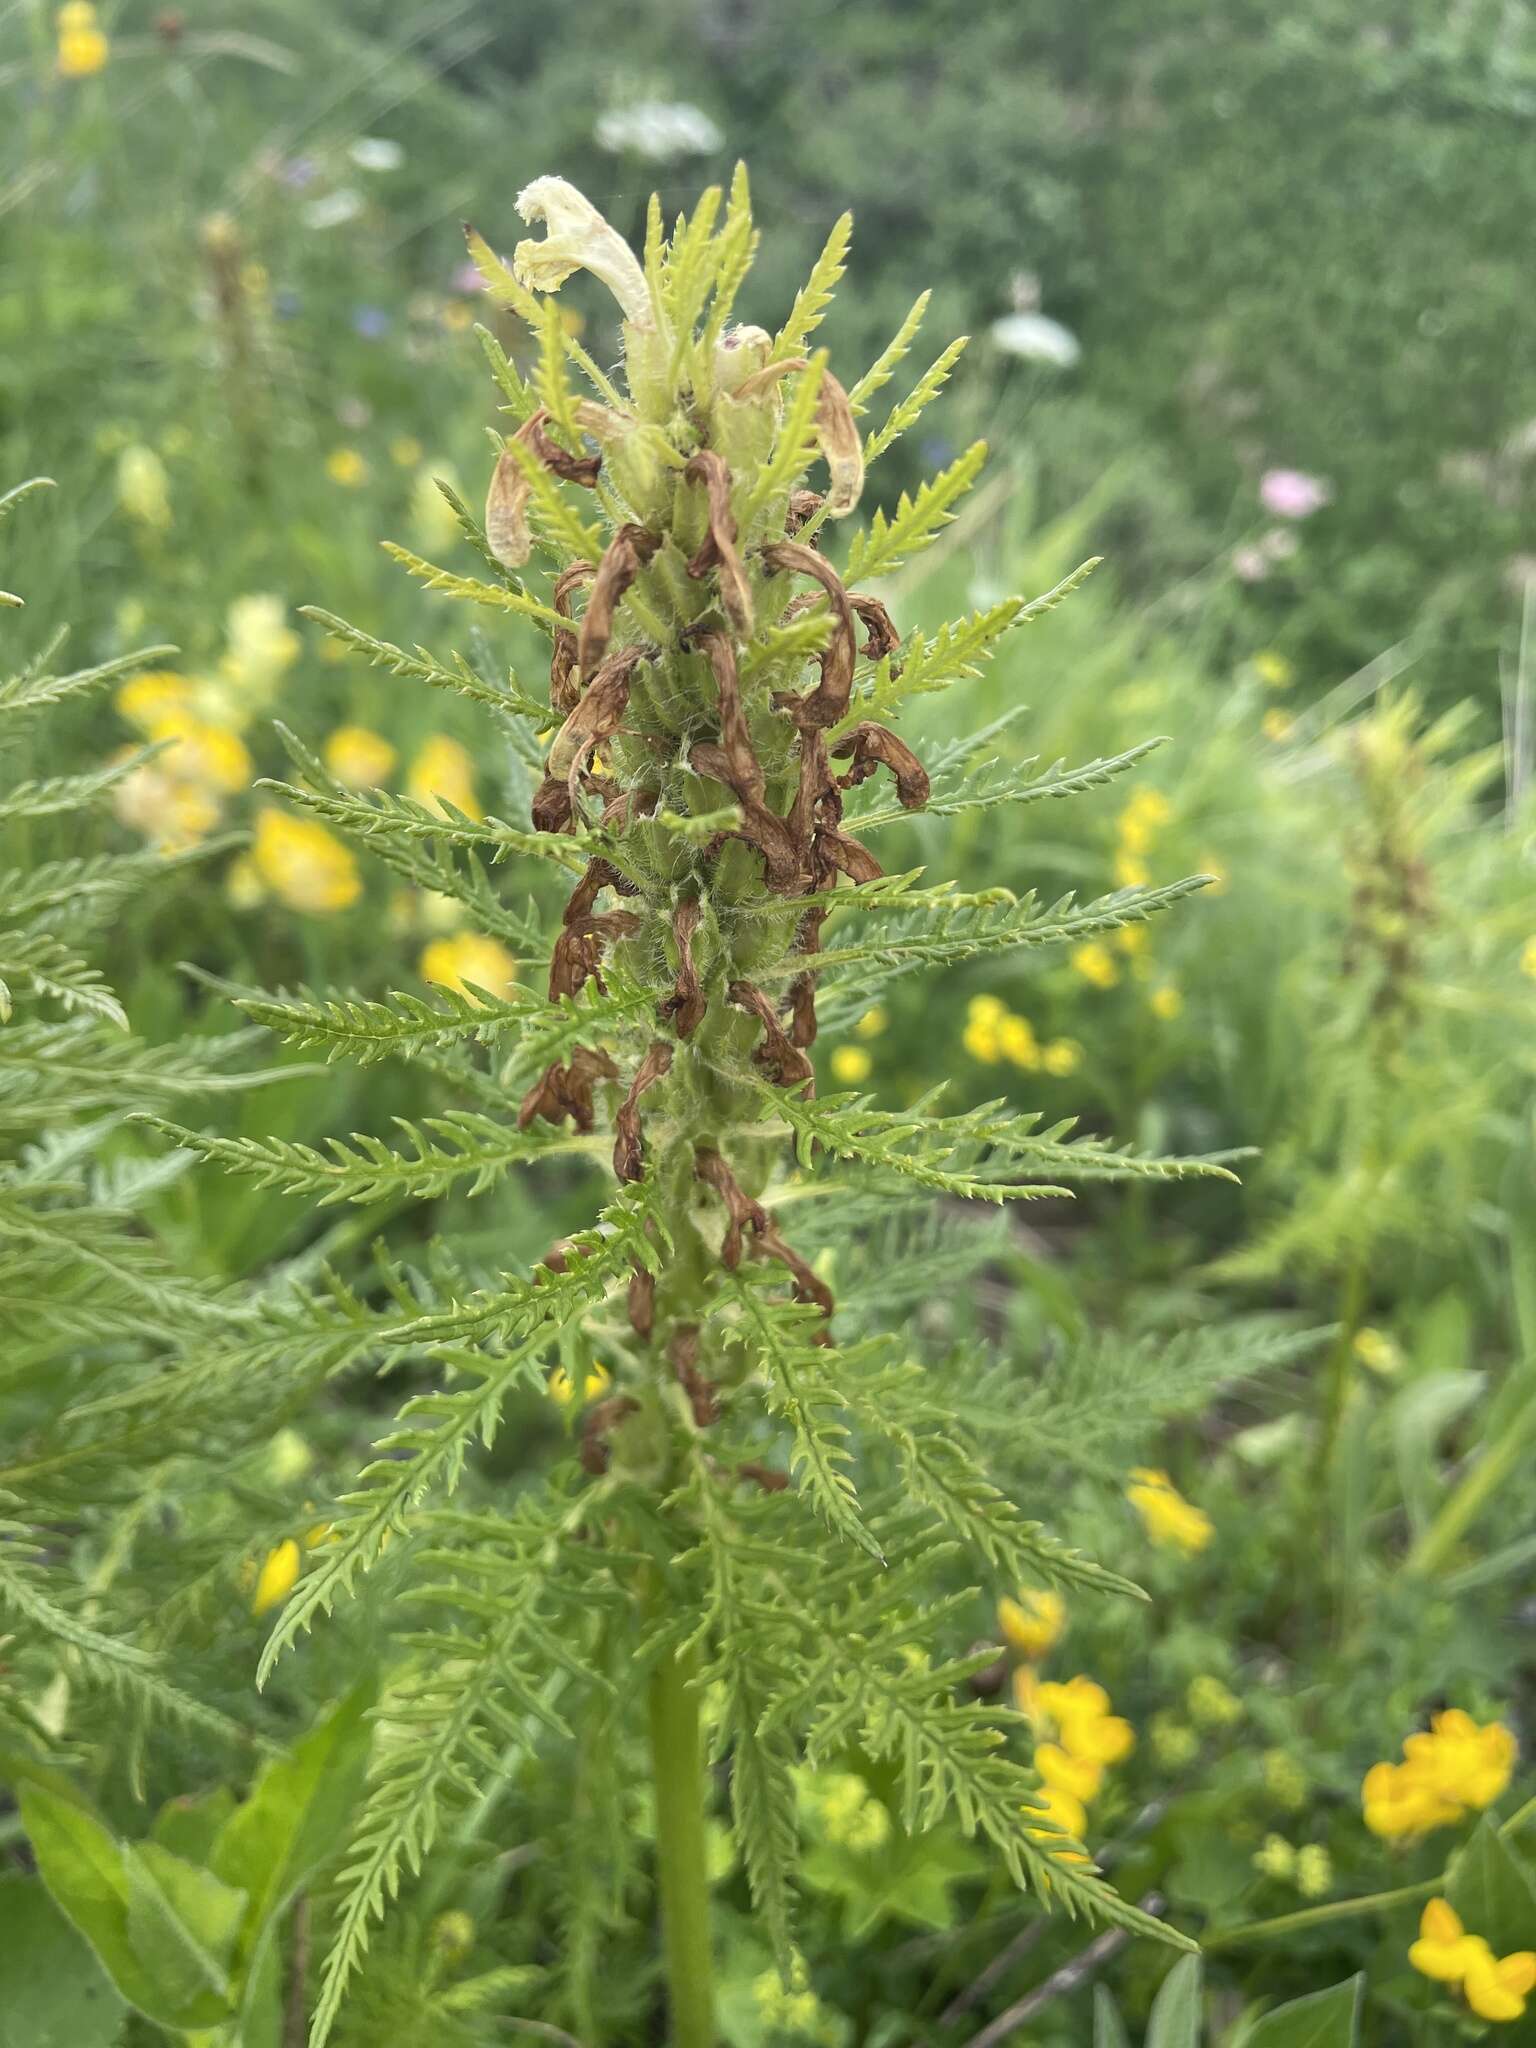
[1145,1951,1203,2048]
[1094,1983,1132,2048]
[150,1785,238,1864]
[1244,1974,1363,2048]
[0,1875,126,2048]
[19,1783,241,2029]
[1450,1816,1536,1958]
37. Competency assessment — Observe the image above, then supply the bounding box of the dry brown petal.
[684,451,753,637]
[517,1044,619,1134]
[814,369,864,518]
[659,897,707,1038]
[613,1040,674,1183]
[542,643,648,826]
[694,1146,769,1269]
[788,970,819,1049]
[831,721,930,809]
[761,540,856,730]
[627,1263,655,1342]
[815,825,884,885]
[689,629,805,891]
[485,444,534,570]
[786,490,824,537]
[526,413,602,487]
[548,909,642,1002]
[668,1324,719,1427]
[549,560,595,713]
[849,594,901,663]
[729,354,809,402]
[579,1393,641,1476]
[578,523,660,680]
[753,1220,835,1319]
[561,856,623,928]
[736,1460,790,1493]
[728,978,814,1089]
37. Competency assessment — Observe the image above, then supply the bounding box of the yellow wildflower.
[1035,1677,1136,1766]
[1116,923,1149,956]
[419,932,518,1005]
[1402,1708,1517,1812]
[1187,1675,1242,1727]
[324,724,397,788]
[1129,789,1173,829]
[1125,1468,1213,1554]
[218,594,301,723]
[1409,1899,1490,1986]
[1114,850,1151,889]
[997,1014,1040,1069]
[1361,1758,1462,1840]
[962,994,1005,1063]
[1465,1949,1536,2024]
[117,670,194,729]
[1253,1834,1296,1880]
[251,1539,301,1617]
[1070,942,1119,990]
[1037,1740,1102,1805]
[325,447,369,488]
[997,1587,1065,1660]
[830,1045,872,1085]
[252,809,361,914]
[1262,708,1295,743]
[408,734,482,821]
[57,2,108,77]
[146,709,252,793]
[1149,982,1183,1021]
[547,1362,612,1407]
[1520,936,1536,978]
[1253,650,1294,689]
[111,759,219,852]
[855,1005,887,1039]
[1352,1326,1401,1376]
[1027,1779,1088,1846]
[390,436,425,468]
[116,445,170,529]
[1041,1038,1082,1076]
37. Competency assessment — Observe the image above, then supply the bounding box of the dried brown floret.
[730,354,809,402]
[814,370,864,518]
[684,451,753,637]
[659,897,707,1038]
[727,979,814,1089]
[548,909,642,1002]
[831,721,930,809]
[526,411,602,487]
[668,1324,719,1427]
[814,826,884,885]
[849,594,901,663]
[786,489,823,537]
[752,1220,834,1319]
[760,541,856,731]
[627,1262,656,1341]
[485,408,599,571]
[549,560,595,713]
[693,1146,768,1269]
[613,1040,674,1183]
[689,630,804,891]
[736,1460,790,1493]
[579,1394,641,1476]
[533,644,649,831]
[518,1044,620,1134]
[578,523,660,680]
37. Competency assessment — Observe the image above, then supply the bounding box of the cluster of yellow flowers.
[113,671,253,852]
[56,0,107,77]
[827,1006,886,1086]
[546,1363,611,1407]
[804,1771,892,1854]
[420,931,519,1005]
[1112,787,1173,890]
[1410,1899,1535,2024]
[1124,1468,1213,1554]
[1362,1708,1517,1839]
[995,1587,1134,1860]
[961,995,1081,1075]
[751,1957,838,2046]
[1252,1834,1333,1898]
[1062,789,1187,1018]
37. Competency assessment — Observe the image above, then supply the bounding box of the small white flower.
[302,189,364,231]
[594,100,723,162]
[989,312,1081,369]
[349,136,404,173]
[514,176,653,329]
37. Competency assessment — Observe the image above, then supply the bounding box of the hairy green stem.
[1406,1369,1536,1578]
[647,1641,715,2048]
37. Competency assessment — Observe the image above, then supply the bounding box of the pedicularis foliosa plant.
[164,174,1227,2046]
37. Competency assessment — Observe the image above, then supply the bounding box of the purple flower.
[450,260,487,295]
[279,154,318,190]
[351,305,390,339]
[1259,468,1331,520]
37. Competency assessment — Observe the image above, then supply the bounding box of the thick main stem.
[647,1640,716,2048]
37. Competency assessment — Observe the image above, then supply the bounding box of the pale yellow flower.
[1040,1038,1082,1077]
[325,447,369,488]
[1070,942,1118,990]
[997,1014,1040,1070]
[117,670,194,730]
[1149,982,1183,1021]
[547,1362,612,1407]
[116,445,170,529]
[57,3,109,77]
[829,1045,872,1085]
[1114,850,1150,889]
[390,436,425,468]
[1519,936,1536,978]
[1253,650,1294,690]
[997,1587,1065,1660]
[1262,708,1295,743]
[419,932,518,1004]
[1125,1467,1212,1554]
[408,734,482,821]
[252,809,361,914]
[855,1005,887,1039]
[251,1538,301,1617]
[324,724,397,788]
[146,709,252,793]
